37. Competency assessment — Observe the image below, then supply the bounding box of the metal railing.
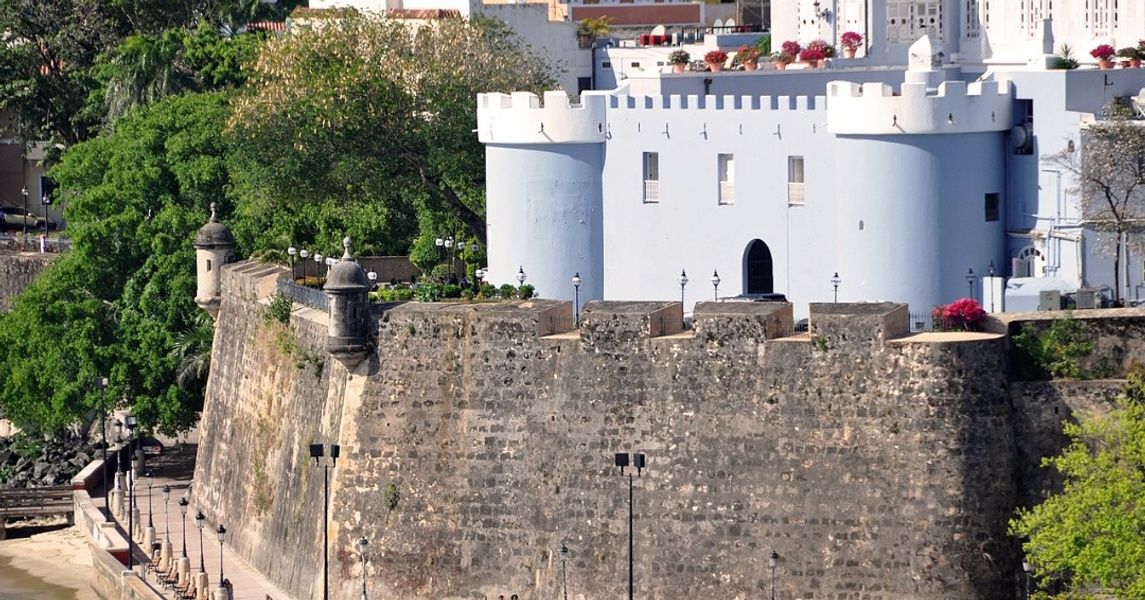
[908,312,938,332]
[277,279,328,311]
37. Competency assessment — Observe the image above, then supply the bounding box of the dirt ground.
[0,518,99,600]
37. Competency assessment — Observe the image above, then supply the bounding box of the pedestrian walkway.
[93,438,294,600]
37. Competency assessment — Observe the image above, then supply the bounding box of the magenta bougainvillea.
[931,298,988,331]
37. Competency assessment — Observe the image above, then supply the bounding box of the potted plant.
[1116,46,1138,68]
[799,46,827,68]
[840,31,863,58]
[735,44,761,71]
[704,49,729,72]
[807,39,836,59]
[668,50,690,73]
[1091,43,1116,69]
[771,51,795,70]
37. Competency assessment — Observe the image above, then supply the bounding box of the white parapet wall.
[826,79,1014,135]
[477,90,610,145]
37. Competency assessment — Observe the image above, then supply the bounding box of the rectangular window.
[601,61,612,69]
[718,154,734,205]
[787,156,805,205]
[643,152,659,203]
[984,192,999,221]
[965,0,980,37]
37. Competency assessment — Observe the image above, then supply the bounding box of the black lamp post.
[677,270,688,328]
[194,510,206,574]
[965,268,977,299]
[178,497,189,560]
[310,443,340,600]
[614,452,645,600]
[357,536,369,600]
[987,260,997,312]
[314,253,323,284]
[300,249,310,282]
[830,272,841,303]
[95,376,109,517]
[146,473,155,529]
[216,524,226,586]
[162,484,172,545]
[288,246,298,280]
[20,186,28,238]
[516,266,527,288]
[571,273,582,327]
[367,270,378,291]
[125,415,137,572]
[769,551,779,600]
[1022,561,1031,600]
[711,270,720,301]
[558,542,570,600]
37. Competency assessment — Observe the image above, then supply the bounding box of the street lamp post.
[300,249,310,282]
[125,415,137,573]
[677,270,688,329]
[1022,561,1031,600]
[614,452,645,600]
[357,536,369,600]
[830,272,842,303]
[367,270,377,291]
[194,511,206,574]
[558,542,570,600]
[571,273,582,327]
[711,270,721,301]
[314,253,323,284]
[965,268,977,299]
[769,551,779,600]
[216,524,227,599]
[21,186,28,238]
[310,443,340,600]
[987,260,997,313]
[143,472,156,561]
[95,377,109,517]
[516,266,527,288]
[288,246,298,281]
[177,496,189,583]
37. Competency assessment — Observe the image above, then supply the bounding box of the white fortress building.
[478,0,1145,315]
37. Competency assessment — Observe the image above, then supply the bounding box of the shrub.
[264,292,293,323]
[442,284,463,299]
[498,284,516,299]
[477,283,497,298]
[1011,317,1096,380]
[415,283,443,302]
[931,298,987,331]
[518,284,536,299]
[668,50,690,65]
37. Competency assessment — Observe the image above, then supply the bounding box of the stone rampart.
[194,262,1029,600]
[0,252,55,310]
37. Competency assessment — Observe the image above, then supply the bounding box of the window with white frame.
[643,152,659,203]
[1087,0,1113,37]
[886,0,913,43]
[787,156,805,205]
[718,154,734,205]
[886,1,943,43]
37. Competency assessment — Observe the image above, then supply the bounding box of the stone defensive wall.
[826,79,1014,135]
[192,261,1145,600]
[0,251,56,311]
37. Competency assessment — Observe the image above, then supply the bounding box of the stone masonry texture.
[0,252,55,311]
[192,261,1144,600]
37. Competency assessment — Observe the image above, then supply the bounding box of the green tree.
[227,14,556,259]
[1011,368,1145,597]
[0,92,234,434]
[1048,104,1145,304]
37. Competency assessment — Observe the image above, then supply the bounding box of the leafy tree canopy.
[0,92,233,435]
[227,14,556,265]
[1011,367,1145,597]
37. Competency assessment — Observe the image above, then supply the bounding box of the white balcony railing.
[644,179,660,203]
[787,182,805,205]
[718,181,734,204]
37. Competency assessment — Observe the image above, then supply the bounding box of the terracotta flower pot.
[707,62,723,72]
[1133,58,1142,68]
[1120,59,1133,68]
[743,61,757,71]
[1099,58,1114,70]
[774,62,787,71]
[843,47,857,59]
[672,64,685,73]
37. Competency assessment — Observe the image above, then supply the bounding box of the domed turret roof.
[195,203,235,249]
[324,237,369,291]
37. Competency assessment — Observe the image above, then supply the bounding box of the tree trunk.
[1114,230,1124,304]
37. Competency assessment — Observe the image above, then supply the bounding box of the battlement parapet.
[609,94,827,112]
[477,90,609,145]
[826,78,1013,135]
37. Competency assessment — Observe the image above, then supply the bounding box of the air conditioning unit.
[1039,290,1062,311]
[1075,288,1098,309]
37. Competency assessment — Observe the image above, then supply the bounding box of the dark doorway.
[744,239,774,294]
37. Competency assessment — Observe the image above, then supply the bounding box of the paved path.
[94,439,294,600]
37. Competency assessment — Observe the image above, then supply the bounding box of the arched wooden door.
[743,239,774,294]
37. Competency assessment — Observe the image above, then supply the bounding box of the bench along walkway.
[0,484,73,539]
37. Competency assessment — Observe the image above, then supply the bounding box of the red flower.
[1091,44,1116,60]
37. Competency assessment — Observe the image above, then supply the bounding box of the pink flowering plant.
[840,31,863,51]
[806,39,835,58]
[704,49,729,64]
[930,298,988,332]
[1090,44,1116,60]
[799,47,826,62]
[780,40,802,56]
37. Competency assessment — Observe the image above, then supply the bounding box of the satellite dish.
[724,18,736,27]
[713,18,724,28]
[650,24,666,36]
[1010,124,1032,153]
